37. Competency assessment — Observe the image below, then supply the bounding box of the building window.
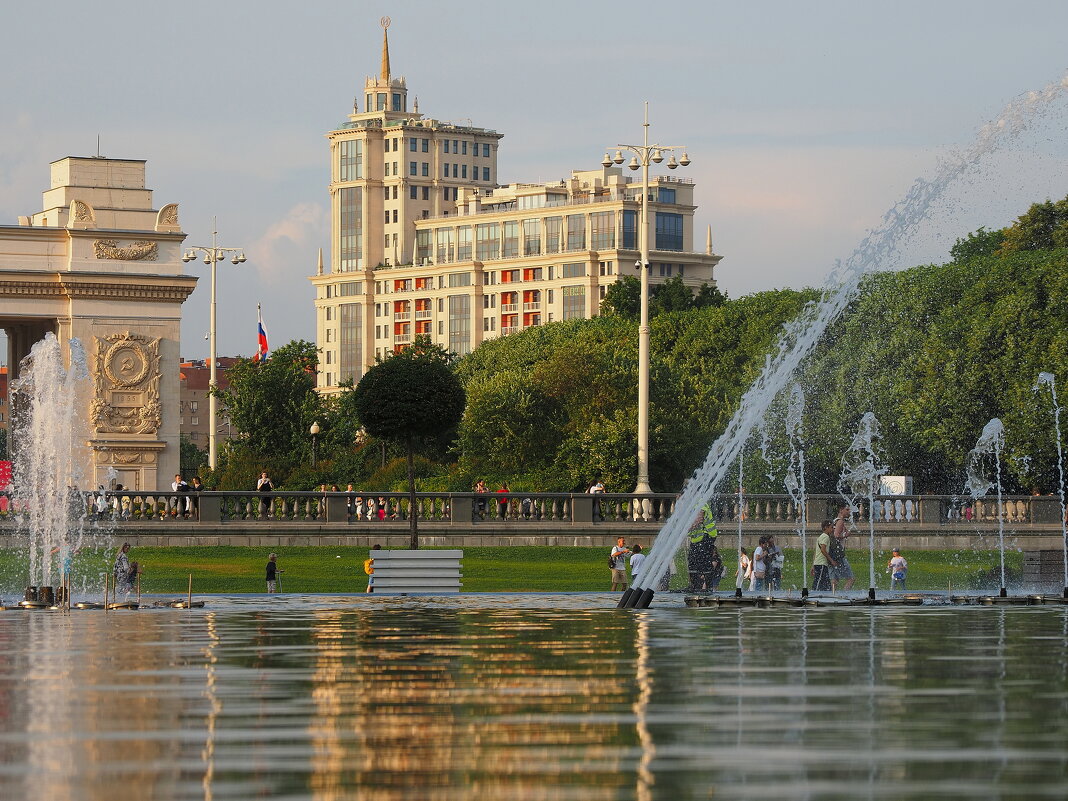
[461,164,468,179]
[502,220,519,258]
[339,140,362,181]
[656,212,684,251]
[339,187,363,270]
[422,138,429,152]
[416,230,432,264]
[591,211,615,250]
[566,214,586,251]
[393,209,398,223]
[562,285,585,320]
[422,186,429,200]
[393,186,399,199]
[410,161,418,176]
[457,226,472,261]
[452,139,459,153]
[562,263,585,278]
[658,187,676,204]
[545,216,562,254]
[422,162,429,176]
[443,163,449,178]
[483,294,495,309]
[383,187,390,201]
[622,209,638,249]
[384,211,391,225]
[482,167,490,182]
[340,303,362,382]
[522,219,541,256]
[409,138,417,152]
[452,164,458,178]
[462,141,468,155]
[483,144,490,157]
[483,317,495,331]
[410,185,418,200]
[476,223,499,261]
[449,294,471,355]
[444,140,450,154]
[436,227,454,263]
[448,272,472,287]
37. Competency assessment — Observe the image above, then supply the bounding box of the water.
[636,75,1068,595]
[784,384,809,593]
[839,413,889,594]
[1,596,1066,799]
[1034,372,1068,591]
[967,419,1007,593]
[9,333,91,589]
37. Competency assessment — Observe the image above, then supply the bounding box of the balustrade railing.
[0,491,1063,529]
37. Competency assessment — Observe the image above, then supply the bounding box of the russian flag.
[254,304,269,363]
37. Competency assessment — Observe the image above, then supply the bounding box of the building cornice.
[0,272,198,303]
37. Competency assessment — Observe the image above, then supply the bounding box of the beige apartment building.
[310,24,722,392]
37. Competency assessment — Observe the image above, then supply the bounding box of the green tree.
[353,339,465,548]
[998,196,1068,253]
[600,275,641,317]
[650,275,695,314]
[950,226,1006,262]
[179,435,208,478]
[213,340,325,486]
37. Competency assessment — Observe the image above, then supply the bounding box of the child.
[887,548,908,590]
[266,553,283,593]
[629,544,646,588]
[364,544,381,593]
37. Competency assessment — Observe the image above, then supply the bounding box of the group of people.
[265,544,382,594]
[609,502,910,594]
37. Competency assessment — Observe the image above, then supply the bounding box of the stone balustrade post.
[451,494,473,523]
[1030,496,1062,524]
[199,493,222,523]
[918,497,943,525]
[572,494,594,523]
[325,495,349,523]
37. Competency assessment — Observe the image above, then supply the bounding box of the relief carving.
[93,239,159,261]
[91,332,163,435]
[156,203,180,232]
[71,199,96,223]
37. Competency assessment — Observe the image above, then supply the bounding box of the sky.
[1,0,1066,363]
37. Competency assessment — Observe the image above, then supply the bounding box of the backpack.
[363,558,374,575]
[608,555,616,568]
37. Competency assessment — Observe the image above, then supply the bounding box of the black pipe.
[801,587,809,598]
[735,587,743,598]
[617,587,635,608]
[868,587,876,601]
[1000,586,1007,598]
[1063,586,1067,600]
[634,588,655,608]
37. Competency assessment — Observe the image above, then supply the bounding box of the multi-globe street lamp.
[602,103,690,493]
[182,225,246,471]
[310,421,321,468]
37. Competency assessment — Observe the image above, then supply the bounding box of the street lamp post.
[603,103,690,494]
[182,223,246,472]
[310,421,321,468]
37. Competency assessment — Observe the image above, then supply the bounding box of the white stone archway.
[1,156,197,491]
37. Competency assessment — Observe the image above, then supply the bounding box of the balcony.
[522,302,541,311]
[394,311,410,321]
[501,326,519,336]
[394,334,412,344]
[501,303,519,313]
[415,310,432,320]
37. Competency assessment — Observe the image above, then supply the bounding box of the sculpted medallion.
[91,332,163,434]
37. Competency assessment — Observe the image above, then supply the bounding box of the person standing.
[888,548,908,590]
[751,536,768,592]
[589,478,606,521]
[114,542,140,595]
[189,476,203,518]
[736,547,752,591]
[709,542,725,591]
[364,544,381,593]
[257,472,274,518]
[629,543,646,588]
[831,504,855,591]
[813,520,836,592]
[473,479,489,519]
[265,553,282,593]
[171,474,190,518]
[765,535,783,591]
[610,536,631,591]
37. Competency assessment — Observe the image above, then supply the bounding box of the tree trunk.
[407,438,418,550]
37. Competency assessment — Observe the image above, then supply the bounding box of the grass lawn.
[0,545,1028,595]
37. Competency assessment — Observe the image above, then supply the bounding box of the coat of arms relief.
[91,332,163,435]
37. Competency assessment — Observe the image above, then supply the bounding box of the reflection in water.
[0,599,1066,799]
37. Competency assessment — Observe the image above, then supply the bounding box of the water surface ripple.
[1,596,1065,800]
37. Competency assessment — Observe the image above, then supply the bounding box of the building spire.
[317,246,324,276]
[380,16,391,80]
[706,225,713,255]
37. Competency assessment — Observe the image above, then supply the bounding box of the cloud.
[246,203,328,284]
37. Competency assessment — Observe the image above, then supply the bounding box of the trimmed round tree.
[353,343,465,548]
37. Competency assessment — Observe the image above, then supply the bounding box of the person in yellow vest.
[364,543,381,593]
[687,505,719,590]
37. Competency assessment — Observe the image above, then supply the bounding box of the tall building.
[179,357,239,450]
[310,22,722,392]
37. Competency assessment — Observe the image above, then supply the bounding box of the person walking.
[751,536,768,592]
[265,553,282,593]
[813,520,836,592]
[610,536,631,591]
[888,548,908,590]
[114,542,141,595]
[629,543,646,588]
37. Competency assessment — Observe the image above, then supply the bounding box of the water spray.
[1034,372,1068,599]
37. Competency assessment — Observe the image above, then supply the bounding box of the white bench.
[373,549,462,594]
